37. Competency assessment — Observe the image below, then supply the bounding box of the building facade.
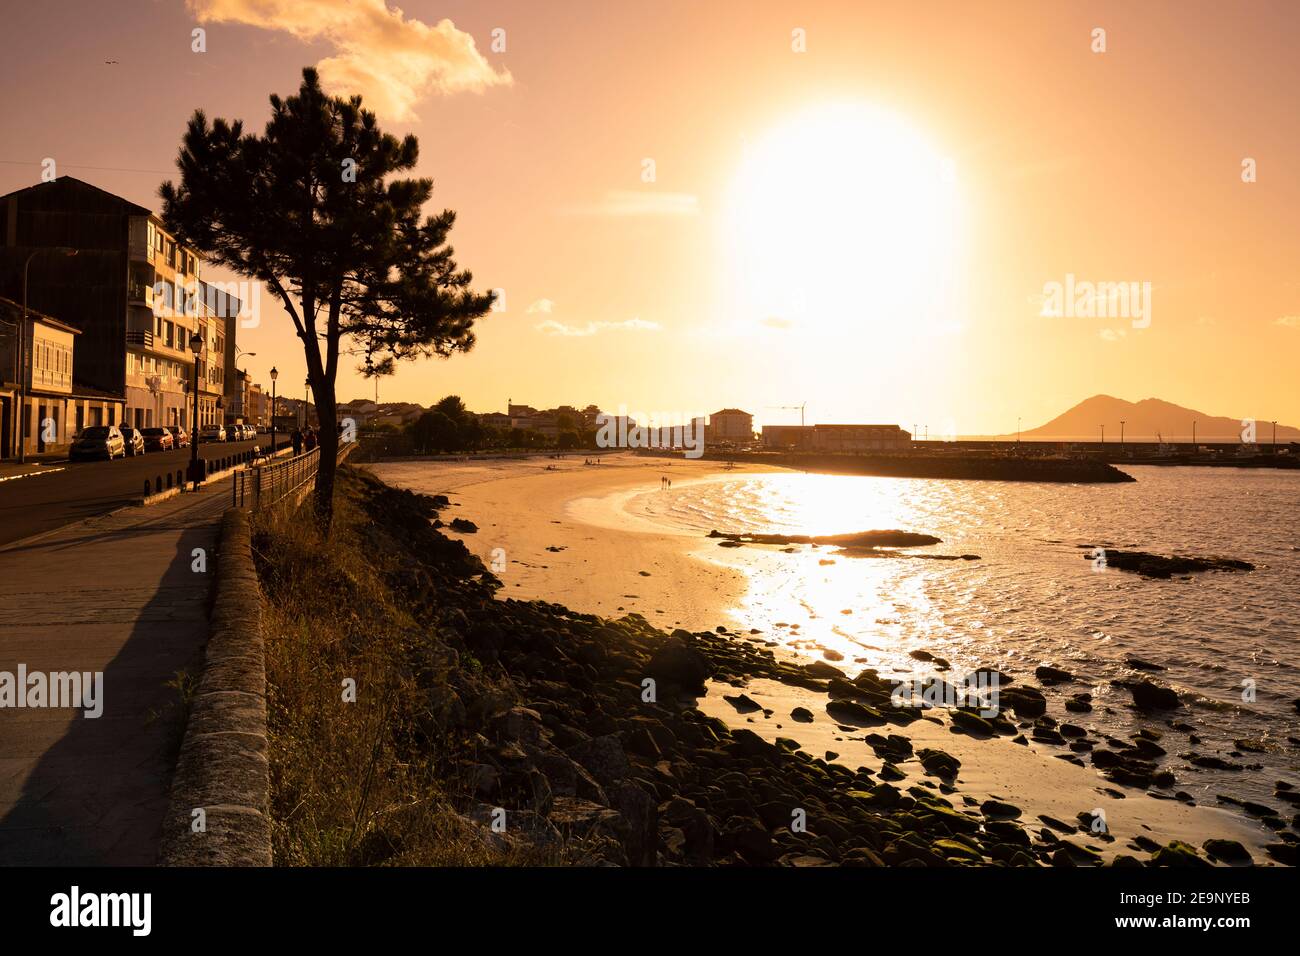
[0,177,240,438]
[761,423,912,452]
[0,295,123,457]
[705,408,754,444]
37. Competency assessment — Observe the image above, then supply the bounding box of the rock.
[981,799,1022,818]
[950,709,995,736]
[826,699,885,724]
[822,648,845,662]
[1000,686,1047,717]
[1086,549,1254,578]
[803,660,847,679]
[645,636,711,693]
[724,693,762,713]
[1264,843,1298,866]
[727,728,776,759]
[1116,679,1181,711]
[1125,655,1165,671]
[449,517,478,533]
[566,734,631,786]
[790,706,814,722]
[608,783,657,867]
[1202,839,1252,864]
[917,748,960,779]
[1035,665,1075,684]
[1151,840,1211,867]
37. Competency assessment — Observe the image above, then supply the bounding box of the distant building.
[476,411,511,430]
[706,408,753,444]
[762,423,911,452]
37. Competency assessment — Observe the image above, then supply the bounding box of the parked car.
[198,424,226,443]
[141,427,174,452]
[70,425,126,461]
[118,425,145,457]
[225,424,243,442]
[166,425,190,448]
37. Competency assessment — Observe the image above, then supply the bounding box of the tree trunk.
[313,385,339,530]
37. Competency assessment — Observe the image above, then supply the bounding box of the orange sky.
[2,0,1297,433]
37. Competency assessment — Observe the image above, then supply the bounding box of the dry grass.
[251,469,558,865]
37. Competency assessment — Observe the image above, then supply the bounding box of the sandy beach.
[366,452,1275,862]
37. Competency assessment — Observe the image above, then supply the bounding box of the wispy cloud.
[1275,315,1300,328]
[525,298,554,314]
[189,0,511,121]
[535,317,661,337]
[564,190,700,217]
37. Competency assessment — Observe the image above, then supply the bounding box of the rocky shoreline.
[340,467,1296,867]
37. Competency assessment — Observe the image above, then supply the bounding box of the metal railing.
[232,441,355,511]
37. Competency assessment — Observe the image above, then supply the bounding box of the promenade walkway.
[0,477,233,864]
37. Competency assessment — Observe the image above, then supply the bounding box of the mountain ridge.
[991,394,1299,441]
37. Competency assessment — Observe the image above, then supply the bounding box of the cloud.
[1275,315,1300,328]
[564,190,700,217]
[189,0,511,121]
[535,317,661,337]
[525,299,554,314]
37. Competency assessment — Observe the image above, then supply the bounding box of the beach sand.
[366,452,1273,862]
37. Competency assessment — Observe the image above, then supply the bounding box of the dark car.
[118,425,146,457]
[140,427,174,452]
[166,425,190,448]
[70,425,126,461]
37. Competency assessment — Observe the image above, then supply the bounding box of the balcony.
[125,329,154,348]
[127,282,155,309]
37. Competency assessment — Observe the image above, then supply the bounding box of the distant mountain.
[1011,395,1300,442]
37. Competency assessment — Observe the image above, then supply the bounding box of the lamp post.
[18,247,77,463]
[1272,420,1277,451]
[187,333,205,489]
[269,366,278,455]
[304,377,311,428]
[1120,419,1126,452]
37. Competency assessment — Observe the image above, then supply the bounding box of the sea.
[625,465,1300,807]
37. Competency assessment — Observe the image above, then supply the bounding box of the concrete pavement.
[0,475,234,864]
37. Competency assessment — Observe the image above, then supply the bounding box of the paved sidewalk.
[0,478,234,864]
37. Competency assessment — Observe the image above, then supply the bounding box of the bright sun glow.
[723,103,962,346]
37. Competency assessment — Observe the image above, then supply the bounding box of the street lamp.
[1120,419,1126,451]
[269,366,278,455]
[18,247,77,463]
[187,332,205,489]
[304,377,311,428]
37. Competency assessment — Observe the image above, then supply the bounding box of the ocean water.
[627,465,1300,807]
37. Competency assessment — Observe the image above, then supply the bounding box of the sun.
[722,102,962,346]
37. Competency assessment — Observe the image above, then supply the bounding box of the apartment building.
[0,176,239,436]
[705,408,754,444]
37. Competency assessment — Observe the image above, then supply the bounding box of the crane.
[767,403,806,426]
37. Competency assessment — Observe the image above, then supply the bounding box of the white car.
[199,424,226,443]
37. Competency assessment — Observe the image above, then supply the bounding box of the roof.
[0,295,81,335]
[0,176,152,216]
[813,423,907,430]
[712,408,752,416]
